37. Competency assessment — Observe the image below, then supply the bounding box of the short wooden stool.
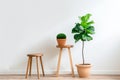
[25,53,45,79]
[56,45,75,77]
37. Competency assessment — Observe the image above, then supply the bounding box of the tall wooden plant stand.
[56,45,75,77]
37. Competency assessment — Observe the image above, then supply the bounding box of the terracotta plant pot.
[76,64,91,78]
[57,39,66,46]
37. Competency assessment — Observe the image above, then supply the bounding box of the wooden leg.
[68,48,75,77]
[29,57,32,76]
[40,56,45,76]
[25,57,30,79]
[56,48,63,77]
[36,56,40,79]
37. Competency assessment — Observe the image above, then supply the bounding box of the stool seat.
[25,53,45,79]
[56,45,73,48]
[27,53,43,57]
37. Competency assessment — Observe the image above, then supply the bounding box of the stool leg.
[56,48,63,77]
[40,56,45,76]
[36,56,40,79]
[68,48,75,77]
[29,57,32,76]
[25,57,30,79]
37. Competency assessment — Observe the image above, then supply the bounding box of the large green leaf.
[80,14,92,28]
[86,26,95,34]
[84,14,91,22]
[81,34,93,41]
[72,23,84,33]
[86,20,94,27]
[80,16,85,22]
[86,34,93,41]
[74,34,82,43]
[80,14,91,23]
[81,21,87,28]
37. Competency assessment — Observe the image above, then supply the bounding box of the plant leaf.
[87,20,94,27]
[80,14,92,28]
[82,34,93,41]
[86,26,95,34]
[72,23,84,33]
[80,16,85,22]
[86,34,93,41]
[84,14,91,22]
[74,34,82,43]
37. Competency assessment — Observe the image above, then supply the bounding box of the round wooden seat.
[56,45,73,48]
[27,53,43,57]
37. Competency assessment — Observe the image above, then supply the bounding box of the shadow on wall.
[9,37,59,74]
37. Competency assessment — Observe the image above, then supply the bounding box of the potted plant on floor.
[56,33,66,46]
[71,13,95,78]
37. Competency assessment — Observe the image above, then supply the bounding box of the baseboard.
[91,70,120,75]
[0,70,120,75]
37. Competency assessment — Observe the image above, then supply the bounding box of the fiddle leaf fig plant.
[72,13,95,64]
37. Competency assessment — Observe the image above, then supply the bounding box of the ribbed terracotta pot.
[57,39,66,46]
[76,64,91,78]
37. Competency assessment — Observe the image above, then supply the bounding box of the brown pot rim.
[57,39,66,40]
[76,64,91,68]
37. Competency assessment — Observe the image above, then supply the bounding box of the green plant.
[57,33,66,39]
[72,13,95,64]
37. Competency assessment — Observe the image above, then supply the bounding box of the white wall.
[0,0,120,74]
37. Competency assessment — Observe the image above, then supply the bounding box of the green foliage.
[57,33,66,39]
[72,13,95,42]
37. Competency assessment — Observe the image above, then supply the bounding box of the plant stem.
[82,41,85,64]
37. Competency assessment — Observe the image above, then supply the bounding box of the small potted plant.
[56,33,66,46]
[72,13,95,78]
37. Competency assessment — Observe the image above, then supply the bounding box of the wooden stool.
[56,45,75,77]
[25,53,45,79]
